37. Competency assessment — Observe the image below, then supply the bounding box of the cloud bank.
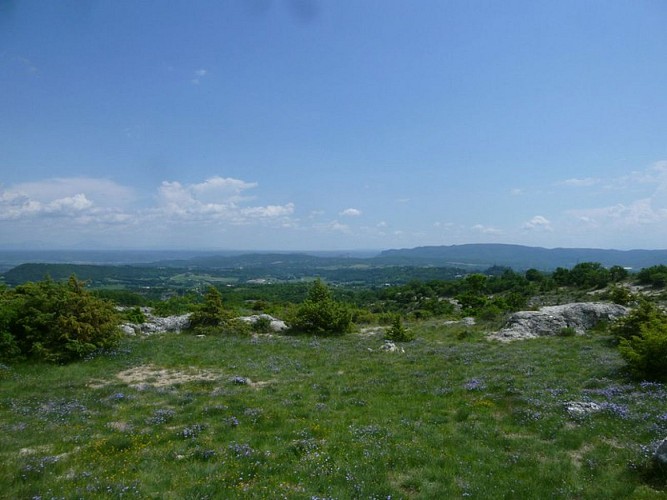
[0,176,296,247]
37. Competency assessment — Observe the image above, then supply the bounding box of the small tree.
[290,279,352,335]
[610,299,667,380]
[385,314,414,342]
[619,318,667,381]
[611,299,665,343]
[188,286,230,332]
[0,287,21,362]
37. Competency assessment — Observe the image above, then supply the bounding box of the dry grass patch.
[87,364,276,390]
[115,364,220,388]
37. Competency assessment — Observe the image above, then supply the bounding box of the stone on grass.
[379,341,404,353]
[565,401,602,417]
[489,302,629,342]
[119,307,191,336]
[654,438,667,466]
[119,308,288,336]
[238,314,289,332]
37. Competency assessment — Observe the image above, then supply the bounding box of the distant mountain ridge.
[377,244,667,270]
[2,245,667,280]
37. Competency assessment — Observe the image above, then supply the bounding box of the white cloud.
[568,199,667,227]
[471,224,502,235]
[0,175,296,246]
[191,68,208,84]
[46,193,93,213]
[560,161,667,232]
[314,220,350,233]
[12,177,136,207]
[0,189,41,219]
[17,56,38,75]
[559,161,667,193]
[559,177,600,187]
[241,203,295,219]
[0,180,102,220]
[154,176,293,224]
[522,215,553,232]
[339,208,362,217]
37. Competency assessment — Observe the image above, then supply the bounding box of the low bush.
[619,319,667,381]
[289,279,352,335]
[611,300,666,344]
[0,276,120,363]
[610,299,667,381]
[253,316,273,333]
[188,287,232,333]
[123,307,146,324]
[558,326,577,337]
[385,315,414,342]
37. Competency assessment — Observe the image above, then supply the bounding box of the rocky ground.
[489,302,629,342]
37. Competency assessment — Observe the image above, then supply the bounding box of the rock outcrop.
[120,309,191,336]
[237,314,289,332]
[120,308,289,336]
[654,438,667,466]
[379,340,405,353]
[489,302,629,342]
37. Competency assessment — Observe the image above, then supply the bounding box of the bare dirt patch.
[115,364,220,389]
[106,421,133,432]
[88,364,274,391]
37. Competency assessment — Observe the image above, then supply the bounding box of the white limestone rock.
[489,302,629,342]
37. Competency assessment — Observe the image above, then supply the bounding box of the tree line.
[2,262,666,380]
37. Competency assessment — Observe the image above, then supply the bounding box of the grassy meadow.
[2,322,667,498]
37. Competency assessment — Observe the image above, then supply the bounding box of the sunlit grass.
[1,322,667,498]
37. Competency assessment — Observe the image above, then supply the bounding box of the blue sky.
[1,1,666,251]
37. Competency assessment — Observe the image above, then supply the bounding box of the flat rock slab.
[489,302,629,342]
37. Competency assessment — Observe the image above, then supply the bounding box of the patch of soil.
[115,364,220,389]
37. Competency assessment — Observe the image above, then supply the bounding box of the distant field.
[2,323,666,498]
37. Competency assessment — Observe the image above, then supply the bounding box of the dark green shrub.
[0,290,21,362]
[124,307,146,324]
[0,330,21,362]
[477,303,504,322]
[290,279,352,335]
[637,265,667,288]
[93,289,148,307]
[0,276,120,363]
[385,315,414,342]
[455,292,488,315]
[611,300,666,343]
[350,307,375,325]
[152,294,197,316]
[253,316,273,333]
[221,318,252,336]
[558,326,577,337]
[605,285,634,306]
[619,319,667,381]
[189,287,231,333]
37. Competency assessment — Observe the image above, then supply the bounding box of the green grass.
[2,323,667,498]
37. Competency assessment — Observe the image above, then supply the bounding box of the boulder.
[138,314,191,334]
[564,401,602,417]
[379,341,404,353]
[654,438,667,466]
[489,302,629,342]
[119,307,191,336]
[237,314,289,332]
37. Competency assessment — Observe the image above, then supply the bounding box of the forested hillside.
[378,244,667,269]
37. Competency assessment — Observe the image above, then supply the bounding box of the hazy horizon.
[1,242,666,254]
[2,2,666,251]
